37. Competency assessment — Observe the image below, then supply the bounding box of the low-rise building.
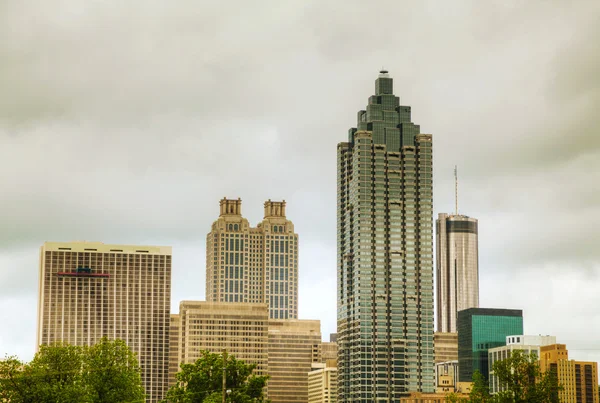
[435,360,458,393]
[268,319,321,403]
[488,335,556,394]
[539,344,598,403]
[308,362,337,403]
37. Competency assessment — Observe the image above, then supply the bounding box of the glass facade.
[337,71,435,402]
[457,308,523,382]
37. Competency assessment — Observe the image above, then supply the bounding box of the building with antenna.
[436,168,479,334]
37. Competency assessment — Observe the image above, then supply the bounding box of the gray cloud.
[1,0,599,363]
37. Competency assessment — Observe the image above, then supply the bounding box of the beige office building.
[268,319,321,403]
[173,301,269,377]
[308,362,338,403]
[320,341,338,363]
[168,314,181,386]
[434,332,458,363]
[540,344,599,403]
[436,213,479,333]
[37,241,171,402]
[206,198,299,320]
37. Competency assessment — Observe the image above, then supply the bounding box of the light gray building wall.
[488,335,557,394]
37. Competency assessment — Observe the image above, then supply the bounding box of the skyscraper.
[337,70,435,401]
[37,241,172,402]
[436,213,479,333]
[206,198,299,319]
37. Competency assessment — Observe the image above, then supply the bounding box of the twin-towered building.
[206,198,298,319]
[36,197,315,403]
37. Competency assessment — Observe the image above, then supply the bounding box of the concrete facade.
[540,344,599,403]
[308,362,338,403]
[488,335,557,394]
[268,319,321,403]
[436,213,479,333]
[434,332,458,364]
[37,241,171,402]
[206,198,299,320]
[434,361,458,393]
[168,314,180,387]
[174,301,269,377]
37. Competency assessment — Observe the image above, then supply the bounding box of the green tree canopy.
[0,338,145,403]
[492,350,559,403]
[165,350,268,403]
[467,350,560,403]
[83,337,145,403]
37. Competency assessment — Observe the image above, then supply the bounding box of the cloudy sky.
[1,1,599,363]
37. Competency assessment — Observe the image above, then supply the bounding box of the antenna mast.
[454,165,458,215]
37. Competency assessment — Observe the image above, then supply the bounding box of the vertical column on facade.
[387,151,404,398]
[416,134,435,391]
[356,134,373,402]
[336,142,350,402]
[401,145,419,392]
[373,144,388,401]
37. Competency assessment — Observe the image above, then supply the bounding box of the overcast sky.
[1,1,599,364]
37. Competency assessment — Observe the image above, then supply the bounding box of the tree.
[469,370,492,403]
[445,392,468,402]
[165,350,269,403]
[84,337,146,403]
[492,350,559,403]
[0,339,145,403]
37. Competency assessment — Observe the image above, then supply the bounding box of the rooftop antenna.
[454,165,458,215]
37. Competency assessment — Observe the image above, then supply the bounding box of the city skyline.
[1,0,599,372]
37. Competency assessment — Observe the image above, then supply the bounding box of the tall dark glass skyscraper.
[337,71,435,402]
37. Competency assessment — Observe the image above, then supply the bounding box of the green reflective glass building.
[337,71,435,402]
[457,308,523,382]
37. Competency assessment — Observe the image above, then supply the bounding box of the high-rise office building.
[206,198,299,319]
[37,241,171,402]
[457,308,523,382]
[168,314,181,387]
[436,213,479,333]
[488,335,556,394]
[540,344,599,403]
[267,319,322,403]
[173,301,269,377]
[337,70,435,401]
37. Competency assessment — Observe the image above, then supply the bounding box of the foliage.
[492,350,559,403]
[467,350,560,403]
[0,338,145,403]
[84,337,146,403]
[164,350,269,403]
[469,370,491,403]
[445,391,468,402]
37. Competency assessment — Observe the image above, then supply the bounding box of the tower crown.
[375,69,393,95]
[264,200,286,218]
[219,198,242,216]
